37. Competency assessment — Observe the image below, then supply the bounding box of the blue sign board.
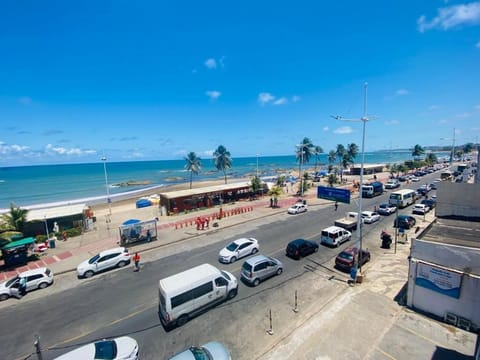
[317,186,351,204]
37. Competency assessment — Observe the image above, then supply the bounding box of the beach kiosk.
[0,237,36,268]
[119,219,157,246]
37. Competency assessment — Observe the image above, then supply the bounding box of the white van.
[158,264,238,328]
[320,226,352,247]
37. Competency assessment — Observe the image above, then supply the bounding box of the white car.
[410,177,420,182]
[0,267,54,301]
[412,204,430,215]
[287,203,308,214]
[361,211,381,224]
[377,203,397,216]
[218,237,259,263]
[54,336,138,360]
[169,341,231,360]
[77,247,131,278]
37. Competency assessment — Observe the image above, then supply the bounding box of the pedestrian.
[334,201,338,211]
[146,229,151,242]
[19,276,27,296]
[133,252,141,272]
[62,231,68,241]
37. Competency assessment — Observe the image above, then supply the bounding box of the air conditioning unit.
[444,312,458,326]
[457,317,471,331]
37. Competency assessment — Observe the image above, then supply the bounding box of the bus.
[389,189,416,208]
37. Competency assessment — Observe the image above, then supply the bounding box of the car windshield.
[338,252,353,260]
[189,346,212,360]
[226,242,238,252]
[88,254,100,264]
[5,277,19,287]
[94,340,117,359]
[379,204,387,208]
[220,270,232,280]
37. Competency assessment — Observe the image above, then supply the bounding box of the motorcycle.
[381,230,392,249]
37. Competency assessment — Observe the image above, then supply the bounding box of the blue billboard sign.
[317,186,351,204]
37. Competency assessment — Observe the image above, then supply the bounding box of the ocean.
[0,151,449,210]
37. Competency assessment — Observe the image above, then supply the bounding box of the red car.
[335,247,371,272]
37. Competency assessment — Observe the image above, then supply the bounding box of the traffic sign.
[317,186,351,204]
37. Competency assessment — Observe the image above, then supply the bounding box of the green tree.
[346,143,359,167]
[184,152,202,189]
[327,173,337,186]
[463,143,474,154]
[213,145,232,184]
[327,150,336,174]
[0,203,29,234]
[296,138,315,193]
[251,176,262,196]
[335,144,346,182]
[313,145,324,173]
[411,144,425,161]
[425,153,437,166]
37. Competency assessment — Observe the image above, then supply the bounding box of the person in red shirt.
[133,252,140,272]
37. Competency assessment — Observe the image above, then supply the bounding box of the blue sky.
[1,1,479,166]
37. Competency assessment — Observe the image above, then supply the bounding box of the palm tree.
[335,144,346,182]
[411,144,425,161]
[184,152,202,189]
[251,176,263,197]
[0,203,29,234]
[296,138,315,194]
[313,145,324,173]
[213,145,232,184]
[327,150,336,173]
[425,153,437,166]
[346,143,359,167]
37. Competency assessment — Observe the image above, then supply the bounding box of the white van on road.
[158,264,238,328]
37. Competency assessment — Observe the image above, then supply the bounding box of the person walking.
[19,276,27,297]
[334,201,338,211]
[133,252,141,272]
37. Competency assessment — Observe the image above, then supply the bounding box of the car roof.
[244,254,271,265]
[19,267,50,277]
[322,226,345,232]
[233,237,256,245]
[99,247,126,256]
[289,238,308,245]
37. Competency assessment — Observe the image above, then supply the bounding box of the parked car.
[394,214,417,229]
[412,203,430,215]
[361,211,381,224]
[287,203,308,214]
[286,239,319,259]
[421,198,436,209]
[385,179,400,189]
[335,247,371,272]
[218,237,259,264]
[241,255,283,286]
[410,176,420,182]
[169,341,230,360]
[429,183,437,190]
[0,267,54,301]
[398,175,408,182]
[377,203,396,215]
[54,336,139,360]
[76,247,131,278]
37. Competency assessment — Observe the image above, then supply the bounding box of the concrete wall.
[407,259,480,330]
[411,239,480,275]
[436,182,480,220]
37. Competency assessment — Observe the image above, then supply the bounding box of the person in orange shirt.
[133,252,140,272]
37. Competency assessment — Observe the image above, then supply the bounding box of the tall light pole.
[440,128,456,168]
[101,154,112,229]
[332,82,373,273]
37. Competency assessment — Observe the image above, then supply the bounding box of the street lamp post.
[333,82,373,274]
[101,154,112,228]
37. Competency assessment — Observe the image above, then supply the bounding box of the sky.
[0,0,479,166]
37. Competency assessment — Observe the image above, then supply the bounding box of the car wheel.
[0,294,9,301]
[84,270,94,278]
[117,261,127,268]
[176,315,189,327]
[38,282,48,289]
[227,288,237,299]
[253,278,260,287]
[230,256,237,264]
[251,248,258,255]
[276,268,283,275]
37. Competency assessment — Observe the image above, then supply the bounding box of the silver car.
[241,255,283,286]
[169,341,231,360]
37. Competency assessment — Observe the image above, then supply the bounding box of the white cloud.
[456,112,471,118]
[396,89,409,96]
[429,105,440,110]
[19,96,32,105]
[438,119,448,124]
[475,104,480,110]
[204,58,217,69]
[0,142,30,155]
[333,126,353,134]
[273,97,288,105]
[292,95,301,102]
[206,90,221,100]
[385,119,400,125]
[323,126,329,132]
[258,92,275,105]
[417,2,480,32]
[45,144,96,156]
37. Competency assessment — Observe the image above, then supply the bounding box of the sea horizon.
[0,151,450,211]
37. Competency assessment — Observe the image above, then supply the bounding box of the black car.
[394,215,416,229]
[286,239,319,259]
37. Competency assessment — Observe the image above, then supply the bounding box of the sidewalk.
[0,194,310,281]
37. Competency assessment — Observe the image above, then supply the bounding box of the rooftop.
[419,218,480,249]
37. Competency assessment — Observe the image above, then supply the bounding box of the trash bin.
[49,239,56,249]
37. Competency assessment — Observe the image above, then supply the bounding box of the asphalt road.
[0,176,439,360]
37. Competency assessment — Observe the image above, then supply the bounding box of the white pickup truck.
[334,212,362,231]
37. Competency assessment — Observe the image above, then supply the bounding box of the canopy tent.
[1,237,35,250]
